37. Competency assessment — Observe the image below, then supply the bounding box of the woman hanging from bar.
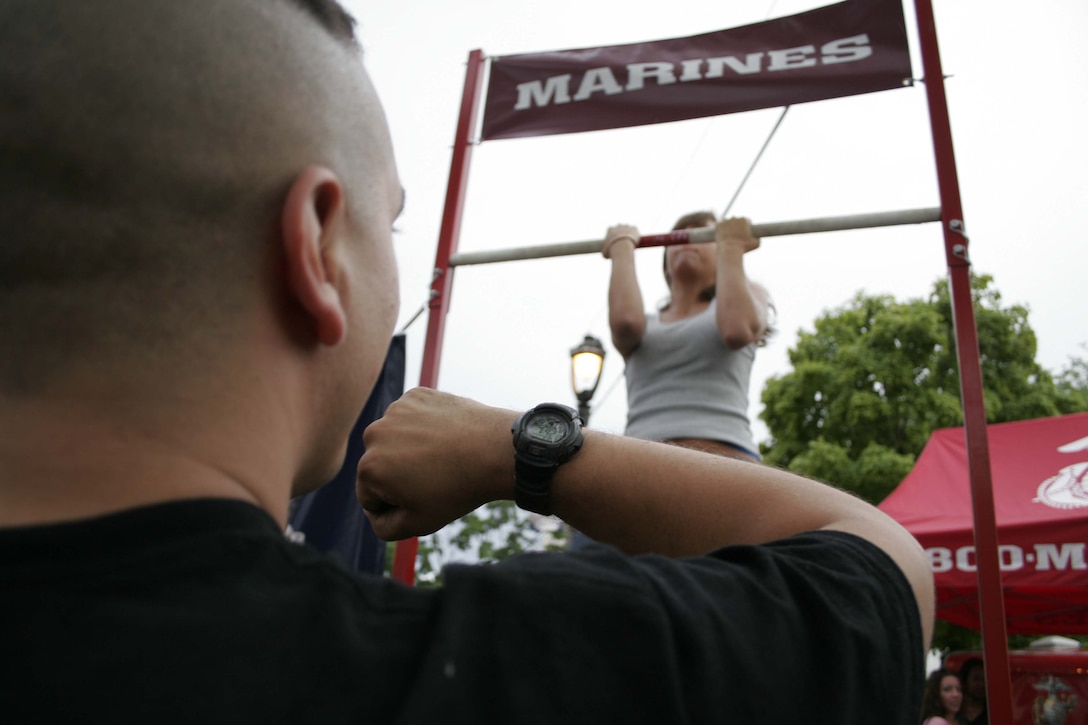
[602,212,773,462]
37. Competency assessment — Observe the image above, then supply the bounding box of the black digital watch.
[510,403,584,515]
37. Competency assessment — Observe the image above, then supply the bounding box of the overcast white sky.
[344,0,1088,443]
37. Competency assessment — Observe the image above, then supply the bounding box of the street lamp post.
[570,334,606,425]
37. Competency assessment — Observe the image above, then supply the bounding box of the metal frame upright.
[913,1,1012,722]
[390,49,486,585]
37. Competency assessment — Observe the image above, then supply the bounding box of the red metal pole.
[913,2,1013,723]
[391,49,487,586]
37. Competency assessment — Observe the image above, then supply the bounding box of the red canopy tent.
[880,412,1088,635]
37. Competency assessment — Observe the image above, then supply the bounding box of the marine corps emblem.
[1032,675,1079,725]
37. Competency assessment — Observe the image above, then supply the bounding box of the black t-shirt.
[0,499,923,723]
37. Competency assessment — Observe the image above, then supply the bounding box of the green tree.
[759,274,1087,651]
[1055,350,1088,413]
[405,502,569,587]
[761,274,1080,505]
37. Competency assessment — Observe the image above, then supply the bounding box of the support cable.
[398,297,430,334]
[721,106,789,218]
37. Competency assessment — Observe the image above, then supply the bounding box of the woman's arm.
[714,217,768,349]
[603,224,646,357]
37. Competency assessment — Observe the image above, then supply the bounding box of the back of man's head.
[0,0,375,397]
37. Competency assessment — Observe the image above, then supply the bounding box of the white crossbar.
[448,207,942,267]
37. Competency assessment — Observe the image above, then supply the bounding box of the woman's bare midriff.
[664,438,759,462]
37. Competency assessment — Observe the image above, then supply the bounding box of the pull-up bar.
[448,206,942,267]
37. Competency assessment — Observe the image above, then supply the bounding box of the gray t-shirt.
[624,304,756,451]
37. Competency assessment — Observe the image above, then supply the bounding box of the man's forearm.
[550,429,933,646]
[357,388,934,646]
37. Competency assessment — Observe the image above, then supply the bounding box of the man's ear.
[281,166,349,346]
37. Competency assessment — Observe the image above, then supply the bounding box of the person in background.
[920,669,964,725]
[1,0,933,721]
[602,211,772,462]
[958,658,989,725]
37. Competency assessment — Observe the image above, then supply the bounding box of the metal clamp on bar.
[948,220,970,263]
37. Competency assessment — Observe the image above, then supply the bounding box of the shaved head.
[0,0,394,393]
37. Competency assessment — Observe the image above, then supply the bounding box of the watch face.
[526,412,570,443]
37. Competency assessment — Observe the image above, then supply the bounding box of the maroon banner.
[481,0,911,140]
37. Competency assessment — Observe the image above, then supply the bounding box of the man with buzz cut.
[0,1,932,722]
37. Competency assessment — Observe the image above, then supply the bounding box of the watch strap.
[513,459,555,515]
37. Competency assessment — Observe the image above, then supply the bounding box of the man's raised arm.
[356,387,934,647]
